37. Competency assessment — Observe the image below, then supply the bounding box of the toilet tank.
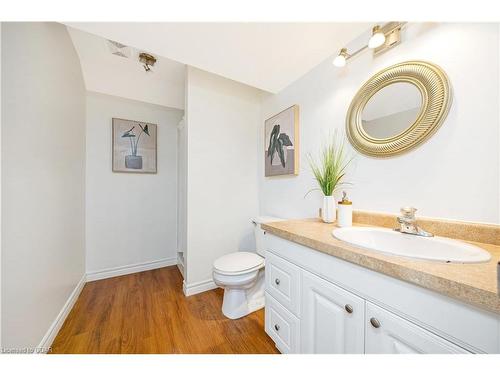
[253,216,284,257]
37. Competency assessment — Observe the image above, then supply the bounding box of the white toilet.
[212,216,282,319]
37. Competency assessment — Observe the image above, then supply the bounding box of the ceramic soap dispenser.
[337,191,353,227]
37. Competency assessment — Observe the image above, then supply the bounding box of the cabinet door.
[365,302,469,354]
[301,270,365,353]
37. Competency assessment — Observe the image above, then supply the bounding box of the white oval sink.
[332,227,491,264]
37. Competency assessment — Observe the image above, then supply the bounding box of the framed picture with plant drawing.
[112,118,157,173]
[264,105,299,176]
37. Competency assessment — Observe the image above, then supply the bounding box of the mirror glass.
[361,82,422,139]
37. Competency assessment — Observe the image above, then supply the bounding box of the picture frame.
[264,105,299,177]
[112,118,157,173]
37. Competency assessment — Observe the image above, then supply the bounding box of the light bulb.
[333,54,346,67]
[368,25,386,49]
[333,48,348,67]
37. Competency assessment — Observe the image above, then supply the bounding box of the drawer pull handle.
[344,304,353,314]
[274,324,280,331]
[275,278,280,285]
[370,317,381,328]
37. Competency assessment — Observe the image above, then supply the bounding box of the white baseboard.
[183,278,218,296]
[177,262,185,278]
[86,257,178,282]
[176,251,185,277]
[37,274,86,353]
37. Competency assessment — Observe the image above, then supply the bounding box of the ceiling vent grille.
[107,39,131,58]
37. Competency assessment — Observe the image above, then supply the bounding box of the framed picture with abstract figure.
[264,105,299,176]
[112,118,157,173]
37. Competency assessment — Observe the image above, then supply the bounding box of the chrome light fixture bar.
[333,22,406,68]
[332,45,367,67]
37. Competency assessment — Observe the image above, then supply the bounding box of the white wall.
[0,22,3,348]
[177,117,187,267]
[85,92,183,274]
[260,23,500,224]
[1,23,86,347]
[184,67,261,290]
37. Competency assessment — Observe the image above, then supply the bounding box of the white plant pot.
[322,195,336,223]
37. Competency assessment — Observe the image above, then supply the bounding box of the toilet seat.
[213,252,264,276]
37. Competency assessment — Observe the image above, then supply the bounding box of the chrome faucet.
[395,207,433,237]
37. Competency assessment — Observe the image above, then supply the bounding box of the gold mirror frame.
[346,60,452,157]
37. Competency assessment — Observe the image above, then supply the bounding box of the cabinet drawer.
[265,252,301,316]
[265,293,300,353]
[365,302,470,354]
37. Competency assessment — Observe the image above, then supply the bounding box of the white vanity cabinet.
[301,271,365,353]
[365,302,468,353]
[265,292,300,353]
[264,233,500,354]
[265,252,301,316]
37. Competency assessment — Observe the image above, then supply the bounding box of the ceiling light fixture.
[333,48,349,67]
[139,52,157,72]
[368,25,386,49]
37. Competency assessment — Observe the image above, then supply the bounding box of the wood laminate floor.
[50,266,279,354]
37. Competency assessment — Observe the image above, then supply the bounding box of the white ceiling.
[65,22,370,93]
[67,26,186,109]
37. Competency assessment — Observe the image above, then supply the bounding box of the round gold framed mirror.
[346,61,452,157]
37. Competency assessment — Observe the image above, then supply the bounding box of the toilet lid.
[213,252,264,274]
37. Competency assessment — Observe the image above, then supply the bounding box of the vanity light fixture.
[368,25,386,49]
[332,22,406,68]
[333,48,349,67]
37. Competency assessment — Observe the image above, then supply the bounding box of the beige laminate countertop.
[262,219,500,314]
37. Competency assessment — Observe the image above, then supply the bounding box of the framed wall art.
[264,105,299,176]
[112,118,157,173]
